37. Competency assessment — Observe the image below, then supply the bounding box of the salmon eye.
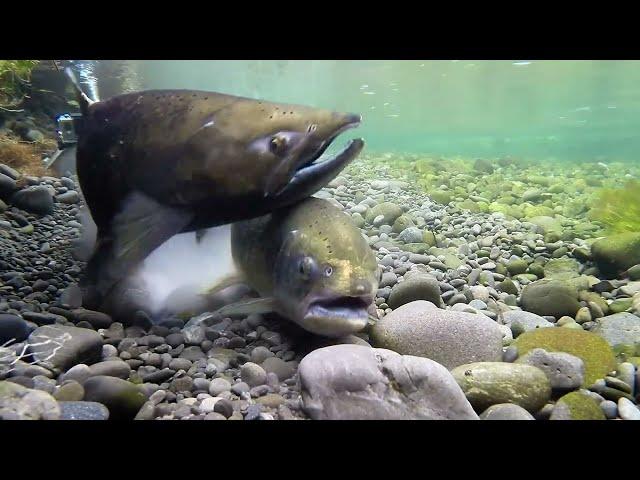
[324,265,333,277]
[270,135,287,154]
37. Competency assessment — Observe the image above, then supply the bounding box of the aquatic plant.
[0,135,55,177]
[0,60,39,112]
[588,180,640,234]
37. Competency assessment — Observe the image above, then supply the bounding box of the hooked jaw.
[270,113,364,207]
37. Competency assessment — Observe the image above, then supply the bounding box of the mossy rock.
[506,259,528,276]
[392,215,415,234]
[543,258,580,280]
[578,291,609,315]
[514,273,538,283]
[573,247,591,262]
[422,230,437,247]
[458,199,483,213]
[365,202,403,225]
[524,205,555,218]
[609,298,633,313]
[527,263,545,278]
[591,232,640,275]
[512,328,616,386]
[527,216,562,234]
[498,278,518,295]
[520,279,580,318]
[550,391,606,420]
[401,243,431,254]
[430,190,452,205]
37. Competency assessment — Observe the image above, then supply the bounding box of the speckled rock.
[515,348,584,391]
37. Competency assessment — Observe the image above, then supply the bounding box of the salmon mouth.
[297,116,362,172]
[300,294,373,337]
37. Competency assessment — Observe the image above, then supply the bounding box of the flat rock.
[10,186,54,216]
[59,401,110,420]
[27,325,103,374]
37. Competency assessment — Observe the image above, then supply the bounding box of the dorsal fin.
[62,66,95,115]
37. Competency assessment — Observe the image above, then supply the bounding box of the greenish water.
[84,60,640,162]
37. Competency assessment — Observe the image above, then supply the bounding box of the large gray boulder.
[298,344,478,420]
[370,300,503,369]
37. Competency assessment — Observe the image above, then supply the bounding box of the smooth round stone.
[60,364,92,384]
[231,381,250,395]
[199,396,221,413]
[250,347,272,364]
[192,378,211,392]
[617,398,640,420]
[240,362,268,387]
[82,376,147,420]
[371,300,503,370]
[213,398,234,418]
[600,400,618,419]
[102,344,118,358]
[165,333,185,348]
[0,313,31,344]
[88,360,132,379]
[262,357,297,381]
[208,378,231,396]
[469,299,488,310]
[503,346,518,362]
[169,358,192,371]
[53,380,85,401]
[480,403,535,420]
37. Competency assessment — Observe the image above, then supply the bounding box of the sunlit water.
[74,59,640,162]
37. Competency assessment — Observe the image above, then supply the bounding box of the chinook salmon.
[64,68,364,312]
[208,197,380,337]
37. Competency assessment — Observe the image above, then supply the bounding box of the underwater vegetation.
[0,60,39,111]
[0,135,55,177]
[588,180,640,234]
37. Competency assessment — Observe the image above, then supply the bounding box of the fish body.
[64,69,364,310]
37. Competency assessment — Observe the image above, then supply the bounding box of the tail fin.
[63,66,94,115]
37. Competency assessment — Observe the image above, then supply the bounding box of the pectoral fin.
[214,297,276,318]
[88,191,193,301]
[199,273,247,297]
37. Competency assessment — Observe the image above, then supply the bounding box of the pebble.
[618,398,640,420]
